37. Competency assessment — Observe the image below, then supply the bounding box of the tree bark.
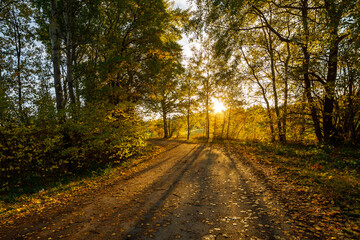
[254,0,323,142]
[282,42,290,143]
[323,0,345,143]
[226,107,231,139]
[323,41,338,142]
[168,117,172,138]
[265,27,284,143]
[187,94,190,140]
[346,67,356,143]
[64,0,76,105]
[205,80,210,140]
[221,111,226,139]
[161,100,168,138]
[213,113,217,138]
[49,0,64,112]
[241,48,275,142]
[12,11,23,120]
[300,0,323,142]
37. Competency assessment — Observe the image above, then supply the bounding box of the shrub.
[0,102,148,195]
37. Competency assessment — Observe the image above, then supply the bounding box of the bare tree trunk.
[241,48,276,142]
[261,9,284,143]
[323,41,338,142]
[205,82,210,140]
[226,107,231,139]
[264,94,276,142]
[268,31,284,142]
[254,0,323,142]
[303,47,322,142]
[187,94,190,140]
[323,0,346,143]
[9,8,24,120]
[301,0,323,142]
[213,113,217,138]
[16,41,22,119]
[14,15,23,120]
[168,117,172,138]
[73,57,80,107]
[282,42,290,143]
[300,91,307,139]
[64,0,76,106]
[221,111,226,139]
[347,68,356,143]
[161,100,168,138]
[49,0,64,112]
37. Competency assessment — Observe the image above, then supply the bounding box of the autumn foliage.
[0,103,147,195]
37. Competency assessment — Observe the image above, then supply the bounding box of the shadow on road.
[123,143,207,238]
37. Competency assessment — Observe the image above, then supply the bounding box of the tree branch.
[309,72,326,85]
[251,5,291,43]
[210,22,267,32]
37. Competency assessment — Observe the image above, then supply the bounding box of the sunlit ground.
[213,99,226,113]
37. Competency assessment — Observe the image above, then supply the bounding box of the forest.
[1,0,360,238]
[0,0,359,217]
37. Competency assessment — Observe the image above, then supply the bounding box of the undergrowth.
[230,140,360,219]
[0,143,161,223]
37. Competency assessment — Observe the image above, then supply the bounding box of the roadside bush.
[0,103,148,195]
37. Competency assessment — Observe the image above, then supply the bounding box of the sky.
[173,0,193,60]
[173,0,189,9]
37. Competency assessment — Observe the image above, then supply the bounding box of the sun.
[213,99,226,113]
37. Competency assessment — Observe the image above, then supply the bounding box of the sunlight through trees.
[213,99,226,113]
[0,0,359,198]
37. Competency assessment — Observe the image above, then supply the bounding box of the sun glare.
[213,99,226,113]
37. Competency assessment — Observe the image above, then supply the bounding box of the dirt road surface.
[1,140,296,239]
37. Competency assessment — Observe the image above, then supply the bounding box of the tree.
[0,0,38,122]
[190,41,218,140]
[191,0,360,144]
[49,0,64,112]
[179,70,199,140]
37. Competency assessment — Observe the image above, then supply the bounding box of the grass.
[222,139,360,238]
[230,140,360,218]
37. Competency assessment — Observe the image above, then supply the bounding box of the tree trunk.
[161,100,168,138]
[221,111,226,139]
[226,107,231,139]
[267,29,284,143]
[64,0,76,106]
[14,18,23,120]
[300,91,307,139]
[49,0,64,112]
[187,94,190,140]
[16,38,22,120]
[10,9,23,120]
[323,0,344,143]
[282,42,291,143]
[205,83,210,140]
[213,113,217,138]
[168,117,172,138]
[347,67,356,143]
[303,47,322,142]
[241,48,275,142]
[323,41,338,142]
[301,0,323,142]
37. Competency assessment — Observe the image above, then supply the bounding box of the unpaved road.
[1,140,295,239]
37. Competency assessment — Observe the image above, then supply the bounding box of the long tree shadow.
[121,142,194,182]
[121,143,207,239]
[221,144,295,239]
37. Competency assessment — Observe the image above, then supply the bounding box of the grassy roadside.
[0,143,164,227]
[224,140,360,239]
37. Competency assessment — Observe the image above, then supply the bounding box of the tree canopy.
[1,0,359,194]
